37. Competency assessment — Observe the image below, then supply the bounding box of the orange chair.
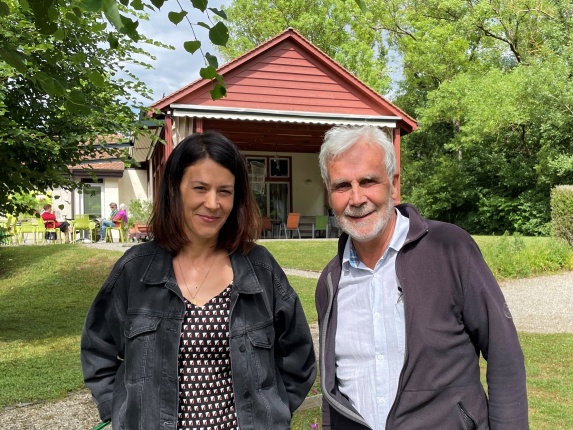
[281,213,301,239]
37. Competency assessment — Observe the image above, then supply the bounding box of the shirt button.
[239,345,246,352]
[378,397,385,404]
[374,312,380,319]
[377,354,384,361]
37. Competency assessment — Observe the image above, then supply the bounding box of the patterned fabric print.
[177,284,238,430]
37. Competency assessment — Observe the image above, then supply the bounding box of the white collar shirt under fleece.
[335,209,409,430]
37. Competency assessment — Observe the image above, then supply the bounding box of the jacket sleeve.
[273,267,317,413]
[80,274,124,421]
[461,240,529,429]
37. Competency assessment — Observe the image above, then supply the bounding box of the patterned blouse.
[177,283,238,430]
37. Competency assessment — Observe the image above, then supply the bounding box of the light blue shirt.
[335,209,409,429]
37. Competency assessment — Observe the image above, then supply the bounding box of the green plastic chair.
[105,218,127,243]
[18,220,38,245]
[312,215,329,238]
[6,214,19,245]
[38,219,64,244]
[72,214,94,243]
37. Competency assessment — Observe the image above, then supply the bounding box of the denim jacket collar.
[139,241,263,295]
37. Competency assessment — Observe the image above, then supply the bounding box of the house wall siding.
[178,43,391,116]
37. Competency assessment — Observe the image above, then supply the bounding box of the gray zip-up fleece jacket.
[316,204,528,430]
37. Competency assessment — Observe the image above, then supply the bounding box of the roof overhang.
[170,104,401,128]
[131,126,163,163]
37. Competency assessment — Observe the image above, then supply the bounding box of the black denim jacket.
[81,240,316,429]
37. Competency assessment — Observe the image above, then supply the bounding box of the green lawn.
[1,238,572,429]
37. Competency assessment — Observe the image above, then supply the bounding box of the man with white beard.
[315,125,528,430]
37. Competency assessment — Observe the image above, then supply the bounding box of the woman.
[81,131,316,429]
[41,203,70,243]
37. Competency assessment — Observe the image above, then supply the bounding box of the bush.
[127,198,153,228]
[551,185,573,246]
[0,225,11,245]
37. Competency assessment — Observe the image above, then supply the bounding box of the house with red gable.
[131,28,417,231]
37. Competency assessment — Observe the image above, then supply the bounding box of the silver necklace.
[177,253,217,305]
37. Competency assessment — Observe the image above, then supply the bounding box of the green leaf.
[71,52,87,64]
[47,5,59,21]
[53,28,65,40]
[205,52,219,69]
[183,40,201,54]
[102,0,123,30]
[78,0,103,12]
[36,18,58,35]
[0,43,28,73]
[0,1,10,16]
[87,71,105,87]
[190,0,207,12]
[209,21,228,47]
[168,10,187,25]
[107,33,119,49]
[209,83,227,100]
[65,11,81,24]
[150,0,165,8]
[199,66,217,80]
[208,7,227,20]
[131,0,143,10]
[37,73,57,96]
[51,78,68,96]
[214,73,225,85]
[353,0,367,13]
[197,21,210,30]
[210,83,227,100]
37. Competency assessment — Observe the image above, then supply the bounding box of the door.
[78,183,103,217]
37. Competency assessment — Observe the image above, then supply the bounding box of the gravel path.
[2,242,571,429]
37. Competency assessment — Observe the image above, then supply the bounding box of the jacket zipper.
[385,240,410,429]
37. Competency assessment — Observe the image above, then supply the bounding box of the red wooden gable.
[154,29,416,134]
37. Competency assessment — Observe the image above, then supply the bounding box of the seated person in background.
[99,203,128,242]
[41,204,70,243]
[98,202,118,242]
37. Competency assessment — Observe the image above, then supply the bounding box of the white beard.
[336,192,395,242]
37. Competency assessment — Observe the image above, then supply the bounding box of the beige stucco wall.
[102,179,120,213]
[119,169,148,206]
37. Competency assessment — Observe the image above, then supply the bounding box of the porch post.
[165,113,173,159]
[393,127,401,203]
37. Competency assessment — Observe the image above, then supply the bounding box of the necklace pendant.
[190,297,196,305]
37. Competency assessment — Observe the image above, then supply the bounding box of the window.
[270,158,289,178]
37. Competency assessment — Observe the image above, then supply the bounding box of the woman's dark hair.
[151,130,261,255]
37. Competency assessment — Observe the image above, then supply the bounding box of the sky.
[128,0,231,108]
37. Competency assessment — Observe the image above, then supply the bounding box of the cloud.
[125,0,230,108]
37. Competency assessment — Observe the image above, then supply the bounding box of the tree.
[0,0,233,216]
[0,1,157,215]
[380,0,573,235]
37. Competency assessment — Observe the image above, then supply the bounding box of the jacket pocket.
[124,314,161,382]
[247,324,276,389]
[457,401,477,430]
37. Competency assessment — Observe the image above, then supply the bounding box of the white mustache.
[343,205,375,218]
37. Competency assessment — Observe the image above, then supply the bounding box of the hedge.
[551,185,573,246]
